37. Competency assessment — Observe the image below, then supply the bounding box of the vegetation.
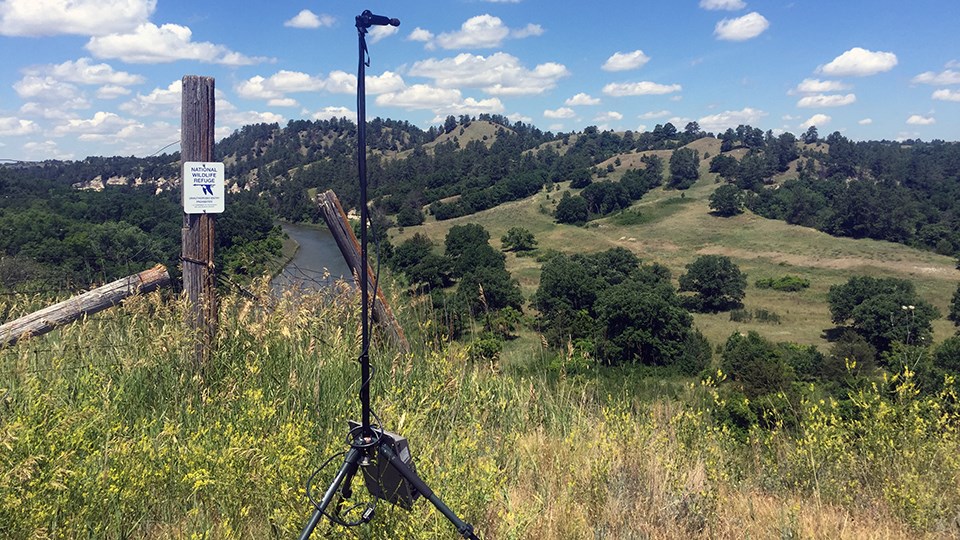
[678,255,747,312]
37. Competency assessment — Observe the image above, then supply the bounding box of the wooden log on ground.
[316,190,411,353]
[0,265,171,348]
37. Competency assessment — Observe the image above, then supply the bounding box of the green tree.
[678,255,747,312]
[828,276,940,353]
[396,205,424,227]
[554,192,589,225]
[444,223,490,259]
[721,331,794,399]
[500,227,537,252]
[709,184,745,216]
[668,147,700,189]
[949,283,960,327]
[456,266,523,312]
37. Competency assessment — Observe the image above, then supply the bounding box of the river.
[272,222,352,292]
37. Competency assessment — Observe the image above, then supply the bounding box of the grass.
[2,286,959,538]
[392,170,959,351]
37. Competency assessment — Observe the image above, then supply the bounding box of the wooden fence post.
[181,75,217,369]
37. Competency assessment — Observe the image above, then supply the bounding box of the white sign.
[182,161,225,214]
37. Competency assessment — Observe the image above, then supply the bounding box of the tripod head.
[356,10,400,31]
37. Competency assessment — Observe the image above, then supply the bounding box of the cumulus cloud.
[236,71,325,100]
[714,12,769,41]
[368,25,399,44]
[594,111,623,123]
[376,84,505,117]
[796,93,857,108]
[13,75,85,103]
[858,118,873,125]
[912,69,960,86]
[310,107,354,121]
[800,113,831,129]
[565,93,600,106]
[792,78,851,94]
[818,47,897,77]
[86,23,269,65]
[434,14,540,49]
[25,58,144,86]
[409,53,569,96]
[23,140,72,160]
[697,107,768,131]
[0,117,41,136]
[267,98,299,107]
[544,107,575,119]
[602,50,651,72]
[699,0,746,10]
[119,80,181,117]
[906,114,935,125]
[284,10,334,29]
[408,28,434,42]
[602,81,681,96]
[220,110,285,130]
[0,0,155,37]
[52,111,139,137]
[933,89,960,102]
[96,85,132,99]
[639,110,671,119]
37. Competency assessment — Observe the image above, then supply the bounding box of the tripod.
[297,11,479,540]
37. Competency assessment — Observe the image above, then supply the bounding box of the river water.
[273,222,352,292]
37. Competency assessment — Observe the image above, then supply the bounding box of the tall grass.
[2,286,959,538]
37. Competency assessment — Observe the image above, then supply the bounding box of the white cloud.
[26,58,144,86]
[236,71,325,100]
[267,98,299,107]
[13,75,85,103]
[86,23,269,65]
[434,14,539,49]
[602,50,651,72]
[818,47,897,77]
[120,80,181,117]
[912,69,960,86]
[0,117,40,136]
[698,107,768,132]
[376,84,504,117]
[408,28,434,42]
[594,111,623,123]
[639,110,671,120]
[858,118,873,125]
[565,93,600,106]
[796,93,857,108]
[800,113,831,129]
[23,140,72,160]
[409,53,569,96]
[220,110,285,132]
[792,78,851,94]
[714,12,769,41]
[906,114,935,125]
[511,24,543,39]
[369,25,399,44]
[19,102,81,119]
[602,81,681,96]
[699,0,746,10]
[310,107,354,121]
[544,107,575,119]
[0,0,155,37]
[52,111,139,136]
[96,85,132,99]
[284,10,334,29]
[933,89,960,102]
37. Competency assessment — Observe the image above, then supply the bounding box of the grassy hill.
[393,143,958,356]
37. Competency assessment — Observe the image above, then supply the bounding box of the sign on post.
[182,161,224,214]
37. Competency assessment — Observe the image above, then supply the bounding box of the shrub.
[755,275,811,292]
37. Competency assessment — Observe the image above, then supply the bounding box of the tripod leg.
[298,447,363,540]
[378,444,480,540]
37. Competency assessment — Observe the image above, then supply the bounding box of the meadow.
[2,279,959,539]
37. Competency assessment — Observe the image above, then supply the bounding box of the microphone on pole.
[357,10,400,28]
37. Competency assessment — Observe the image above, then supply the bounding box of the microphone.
[357,10,400,28]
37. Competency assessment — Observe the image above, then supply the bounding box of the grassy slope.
[393,144,959,352]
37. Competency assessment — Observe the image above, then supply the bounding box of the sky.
[0,0,958,161]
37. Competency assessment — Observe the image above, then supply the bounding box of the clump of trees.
[678,255,747,312]
[533,247,710,373]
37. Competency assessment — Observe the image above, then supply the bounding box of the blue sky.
[0,0,958,160]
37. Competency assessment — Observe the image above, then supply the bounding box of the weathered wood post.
[180,75,217,369]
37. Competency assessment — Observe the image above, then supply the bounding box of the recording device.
[356,10,400,29]
[347,421,420,509]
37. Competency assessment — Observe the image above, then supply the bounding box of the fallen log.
[316,190,411,353]
[0,264,171,348]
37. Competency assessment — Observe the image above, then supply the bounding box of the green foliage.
[500,227,537,252]
[708,184,745,216]
[828,276,940,353]
[668,147,700,189]
[396,205,425,227]
[678,255,747,312]
[949,283,960,326]
[755,275,811,292]
[554,192,589,225]
[720,331,795,398]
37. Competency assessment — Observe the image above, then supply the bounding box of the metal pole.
[357,25,371,434]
